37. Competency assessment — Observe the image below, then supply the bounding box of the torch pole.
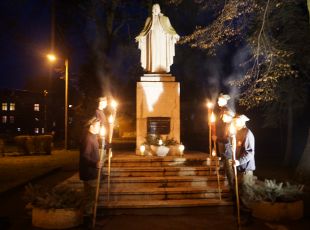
[231,133,241,226]
[215,154,222,200]
[107,107,117,201]
[92,137,105,229]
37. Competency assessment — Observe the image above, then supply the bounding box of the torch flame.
[212,148,216,157]
[99,126,106,137]
[206,101,214,109]
[158,139,163,145]
[210,112,216,123]
[108,115,114,124]
[111,100,118,110]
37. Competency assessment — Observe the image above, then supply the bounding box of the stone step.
[99,186,230,201]
[102,175,228,189]
[108,155,221,167]
[105,166,224,177]
[98,198,232,210]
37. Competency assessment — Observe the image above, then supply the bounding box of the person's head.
[152,4,161,16]
[98,97,107,110]
[217,94,230,107]
[234,114,250,130]
[86,117,101,134]
[222,110,235,123]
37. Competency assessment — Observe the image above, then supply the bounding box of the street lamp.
[47,53,69,150]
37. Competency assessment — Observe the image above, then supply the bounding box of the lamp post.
[47,54,69,150]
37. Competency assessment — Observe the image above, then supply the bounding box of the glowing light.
[210,112,216,123]
[108,115,114,124]
[140,145,146,155]
[179,144,185,152]
[111,100,118,110]
[217,97,227,107]
[142,82,163,112]
[99,126,106,137]
[47,54,56,62]
[212,149,216,157]
[158,139,163,145]
[206,101,214,109]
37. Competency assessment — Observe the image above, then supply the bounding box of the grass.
[0,150,79,193]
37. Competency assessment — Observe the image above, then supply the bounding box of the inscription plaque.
[147,117,170,134]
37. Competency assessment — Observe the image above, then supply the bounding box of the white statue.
[136,4,180,73]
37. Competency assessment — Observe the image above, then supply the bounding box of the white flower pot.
[156,146,170,157]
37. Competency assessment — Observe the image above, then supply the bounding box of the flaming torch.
[93,125,106,228]
[107,100,118,201]
[206,101,214,157]
[230,122,241,226]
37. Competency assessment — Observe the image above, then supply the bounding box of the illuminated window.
[9,103,15,111]
[2,116,7,123]
[9,116,14,123]
[34,104,40,111]
[42,128,45,134]
[34,128,39,134]
[2,103,7,111]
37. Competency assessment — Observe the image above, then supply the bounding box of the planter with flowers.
[242,179,304,221]
[24,184,83,229]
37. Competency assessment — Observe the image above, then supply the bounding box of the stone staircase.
[63,151,232,210]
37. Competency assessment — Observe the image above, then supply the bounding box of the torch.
[107,99,117,201]
[209,111,216,175]
[230,123,241,226]
[92,125,106,229]
[206,101,214,158]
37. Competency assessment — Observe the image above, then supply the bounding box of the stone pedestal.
[136,74,180,153]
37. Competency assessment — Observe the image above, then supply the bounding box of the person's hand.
[96,160,104,169]
[233,160,240,167]
[211,135,217,141]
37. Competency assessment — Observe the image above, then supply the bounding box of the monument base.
[136,74,180,154]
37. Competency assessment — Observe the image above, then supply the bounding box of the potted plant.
[24,184,83,229]
[143,134,179,157]
[242,179,304,221]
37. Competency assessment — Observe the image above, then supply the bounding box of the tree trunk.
[295,128,310,182]
[283,99,293,166]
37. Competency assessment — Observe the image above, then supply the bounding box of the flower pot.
[32,207,83,229]
[251,200,303,221]
[156,146,170,157]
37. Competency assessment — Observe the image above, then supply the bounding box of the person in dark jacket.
[79,117,103,216]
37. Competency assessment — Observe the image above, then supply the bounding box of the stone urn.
[32,207,83,229]
[150,145,170,157]
[251,200,303,221]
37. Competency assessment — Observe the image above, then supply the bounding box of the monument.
[136,4,180,154]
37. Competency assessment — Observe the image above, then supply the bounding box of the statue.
[136,4,180,73]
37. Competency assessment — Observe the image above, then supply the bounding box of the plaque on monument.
[147,117,170,135]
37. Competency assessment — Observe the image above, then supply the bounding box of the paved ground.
[0,149,310,230]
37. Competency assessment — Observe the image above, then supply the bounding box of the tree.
[181,0,310,165]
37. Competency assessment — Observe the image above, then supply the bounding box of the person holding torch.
[232,114,255,184]
[79,117,104,227]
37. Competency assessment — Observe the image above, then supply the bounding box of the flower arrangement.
[143,134,179,146]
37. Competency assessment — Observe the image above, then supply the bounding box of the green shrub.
[243,179,304,203]
[14,135,52,155]
[24,184,83,209]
